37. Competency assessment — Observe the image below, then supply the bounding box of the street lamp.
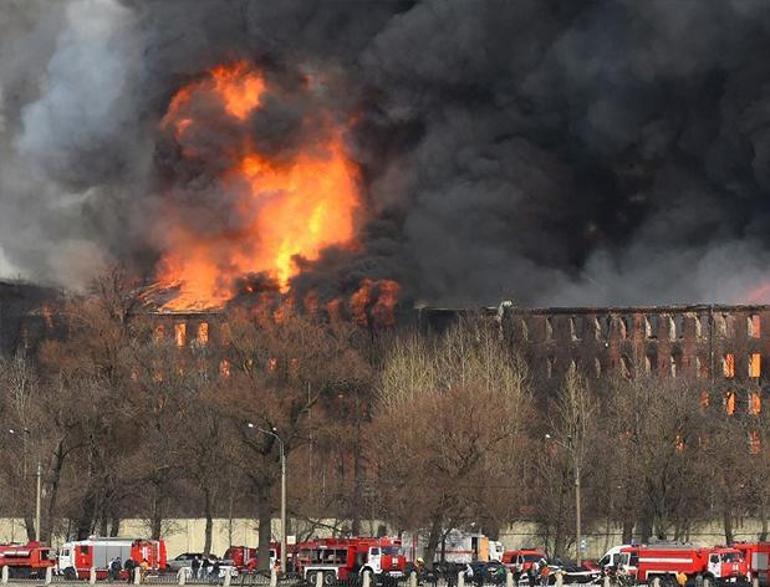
[248,423,287,575]
[8,428,41,542]
[545,433,582,565]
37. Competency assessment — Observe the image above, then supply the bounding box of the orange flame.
[156,61,360,310]
[350,278,401,328]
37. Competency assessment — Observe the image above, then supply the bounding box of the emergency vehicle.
[0,542,55,578]
[502,549,546,573]
[732,543,770,585]
[223,544,278,570]
[403,530,496,564]
[616,544,747,586]
[57,537,167,580]
[302,537,406,585]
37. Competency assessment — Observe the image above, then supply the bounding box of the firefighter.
[124,559,136,584]
[139,559,150,583]
[676,571,688,587]
[109,557,122,581]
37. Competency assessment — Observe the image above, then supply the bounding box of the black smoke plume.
[4,0,770,307]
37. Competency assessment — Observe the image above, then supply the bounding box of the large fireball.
[155,62,360,310]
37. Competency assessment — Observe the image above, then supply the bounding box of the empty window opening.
[197,322,209,346]
[569,317,581,342]
[749,392,762,415]
[670,355,679,377]
[644,316,656,339]
[617,316,628,340]
[594,358,602,378]
[545,317,553,342]
[715,314,728,337]
[694,315,704,338]
[174,323,187,348]
[749,314,761,339]
[520,319,529,342]
[723,353,735,378]
[546,356,555,378]
[694,356,702,378]
[668,315,678,341]
[725,391,736,416]
[592,317,602,341]
[219,359,231,378]
[620,355,632,378]
[674,434,684,453]
[601,316,611,340]
[749,353,761,378]
[750,431,761,455]
[153,324,165,344]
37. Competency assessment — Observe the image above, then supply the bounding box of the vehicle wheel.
[307,571,318,585]
[323,571,336,586]
[64,567,77,581]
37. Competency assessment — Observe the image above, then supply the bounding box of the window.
[725,391,736,416]
[175,322,187,347]
[749,314,761,339]
[670,355,679,378]
[617,316,628,340]
[749,392,762,415]
[645,354,656,374]
[723,354,735,378]
[219,359,231,378]
[594,358,602,378]
[592,317,602,341]
[695,315,704,339]
[750,431,761,455]
[644,316,656,339]
[546,357,555,379]
[715,314,727,337]
[570,317,581,342]
[197,322,209,345]
[153,324,165,344]
[620,355,631,378]
[544,317,553,342]
[750,353,761,378]
[520,319,529,342]
[674,434,684,453]
[694,356,702,378]
[668,316,677,341]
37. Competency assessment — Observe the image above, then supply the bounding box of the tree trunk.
[350,421,364,536]
[44,440,67,542]
[723,504,734,544]
[423,512,443,570]
[760,498,768,541]
[109,517,121,537]
[203,488,213,556]
[621,519,634,544]
[256,483,273,572]
[151,484,164,540]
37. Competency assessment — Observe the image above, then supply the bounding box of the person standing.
[201,557,211,581]
[124,559,136,584]
[192,556,201,580]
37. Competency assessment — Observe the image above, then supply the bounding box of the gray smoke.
[4,0,770,306]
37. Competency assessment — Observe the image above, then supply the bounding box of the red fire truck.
[617,545,747,586]
[303,537,406,585]
[224,544,279,571]
[732,543,770,585]
[0,542,55,578]
[502,549,546,573]
[57,537,167,580]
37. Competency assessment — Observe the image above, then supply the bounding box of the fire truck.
[0,542,55,578]
[223,544,278,571]
[502,549,546,573]
[732,543,770,585]
[616,544,748,586]
[57,537,167,580]
[302,537,406,585]
[403,530,496,564]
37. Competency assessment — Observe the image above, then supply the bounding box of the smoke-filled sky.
[4,0,770,307]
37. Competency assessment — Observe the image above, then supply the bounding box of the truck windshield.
[721,553,742,562]
[382,547,401,556]
[523,555,541,562]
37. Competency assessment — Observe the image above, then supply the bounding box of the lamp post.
[545,433,581,565]
[248,423,286,575]
[9,428,41,542]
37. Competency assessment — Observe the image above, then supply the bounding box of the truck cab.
[706,548,747,583]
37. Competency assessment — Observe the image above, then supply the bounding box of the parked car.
[167,553,220,572]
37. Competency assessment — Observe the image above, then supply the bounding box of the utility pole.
[248,423,287,575]
[35,460,41,542]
